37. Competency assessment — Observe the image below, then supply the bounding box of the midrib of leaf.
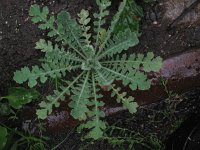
[44,52,84,63]
[111,85,126,102]
[101,66,141,85]
[31,65,80,78]
[65,22,87,58]
[96,0,127,56]
[74,71,90,108]
[51,71,85,103]
[92,72,100,126]
[94,6,104,50]
[37,15,86,60]
[101,60,151,64]
[97,37,132,60]
[95,69,110,84]
[45,57,82,63]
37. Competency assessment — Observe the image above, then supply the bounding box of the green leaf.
[2,87,40,109]
[13,64,72,88]
[102,66,150,91]
[36,109,48,120]
[93,0,111,48]
[122,96,138,113]
[13,67,31,84]
[111,85,138,113]
[101,52,162,72]
[97,0,127,55]
[37,72,85,119]
[0,126,7,150]
[142,52,163,72]
[29,4,41,18]
[78,9,92,45]
[84,119,106,140]
[57,11,86,57]
[29,4,55,30]
[69,72,91,120]
[98,29,139,59]
[35,39,54,52]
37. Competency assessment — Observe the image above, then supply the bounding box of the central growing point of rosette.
[81,45,102,71]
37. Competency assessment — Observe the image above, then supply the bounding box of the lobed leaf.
[98,29,139,59]
[57,11,86,58]
[93,0,111,48]
[13,64,71,88]
[78,9,92,45]
[69,72,91,120]
[29,4,55,30]
[111,85,138,113]
[102,52,162,73]
[97,0,127,55]
[36,72,85,119]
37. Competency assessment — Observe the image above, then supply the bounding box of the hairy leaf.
[98,29,139,59]
[57,11,86,58]
[69,72,91,120]
[36,72,85,119]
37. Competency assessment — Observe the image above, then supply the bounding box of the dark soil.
[1,0,200,150]
[48,88,200,150]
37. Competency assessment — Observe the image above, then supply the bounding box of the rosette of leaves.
[13,0,162,139]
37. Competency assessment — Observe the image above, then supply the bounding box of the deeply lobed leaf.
[111,85,138,113]
[98,29,139,59]
[69,72,91,120]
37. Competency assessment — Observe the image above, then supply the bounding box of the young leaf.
[93,0,111,48]
[78,9,92,45]
[97,0,127,55]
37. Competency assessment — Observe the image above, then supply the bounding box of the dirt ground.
[1,0,200,149]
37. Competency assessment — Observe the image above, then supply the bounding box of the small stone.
[153,21,158,25]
